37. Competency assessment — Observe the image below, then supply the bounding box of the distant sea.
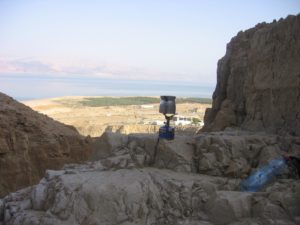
[0,74,215,101]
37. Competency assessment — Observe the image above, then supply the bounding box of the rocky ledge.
[0,131,299,225]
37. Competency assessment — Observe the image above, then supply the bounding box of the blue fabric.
[240,158,287,192]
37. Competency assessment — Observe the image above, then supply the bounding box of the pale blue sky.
[0,0,299,98]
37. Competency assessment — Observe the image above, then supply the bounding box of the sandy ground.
[23,96,211,136]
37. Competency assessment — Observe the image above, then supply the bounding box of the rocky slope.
[0,131,299,225]
[203,14,300,135]
[0,92,92,197]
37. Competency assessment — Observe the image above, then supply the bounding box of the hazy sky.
[0,0,299,98]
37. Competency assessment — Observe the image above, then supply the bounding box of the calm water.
[0,74,215,100]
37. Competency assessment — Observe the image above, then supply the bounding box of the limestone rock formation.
[90,131,300,179]
[203,14,300,135]
[1,131,299,225]
[0,92,92,197]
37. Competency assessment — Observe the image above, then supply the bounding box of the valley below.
[23,96,211,137]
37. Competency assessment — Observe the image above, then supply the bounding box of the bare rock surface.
[1,131,299,225]
[0,92,92,197]
[92,131,300,179]
[203,14,300,135]
[105,124,199,136]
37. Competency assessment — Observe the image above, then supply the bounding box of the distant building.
[154,120,165,125]
[140,105,155,109]
[172,115,204,126]
[172,115,192,126]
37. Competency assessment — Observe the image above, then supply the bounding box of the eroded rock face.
[203,14,300,135]
[92,131,300,179]
[0,93,92,197]
[1,131,299,225]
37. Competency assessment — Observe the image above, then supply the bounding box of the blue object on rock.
[159,125,175,140]
[240,157,287,192]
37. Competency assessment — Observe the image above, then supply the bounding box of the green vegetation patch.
[177,98,212,104]
[79,97,212,107]
[80,97,160,107]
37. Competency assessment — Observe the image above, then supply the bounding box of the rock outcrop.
[76,124,199,137]
[1,131,299,225]
[203,14,300,135]
[0,93,92,197]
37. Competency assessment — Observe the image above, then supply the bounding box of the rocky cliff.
[203,14,300,135]
[0,93,92,197]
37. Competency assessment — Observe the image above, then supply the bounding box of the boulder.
[90,132,128,160]
[0,161,297,225]
[91,132,196,172]
[194,131,299,179]
[154,136,195,172]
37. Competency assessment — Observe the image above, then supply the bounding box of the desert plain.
[23,96,211,137]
